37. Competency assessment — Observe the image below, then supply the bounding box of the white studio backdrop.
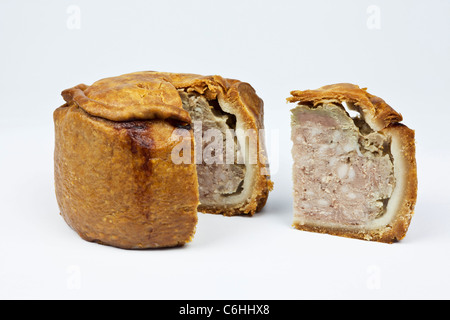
[0,0,449,299]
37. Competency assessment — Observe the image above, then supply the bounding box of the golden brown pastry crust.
[55,71,272,248]
[288,83,403,131]
[54,104,199,249]
[288,83,417,243]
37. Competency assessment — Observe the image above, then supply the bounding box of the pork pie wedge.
[54,72,272,249]
[287,83,417,243]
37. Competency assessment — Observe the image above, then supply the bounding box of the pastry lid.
[287,83,403,131]
[61,72,191,124]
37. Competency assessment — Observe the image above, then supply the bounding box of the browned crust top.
[287,83,403,130]
[61,71,263,126]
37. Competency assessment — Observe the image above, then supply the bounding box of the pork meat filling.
[291,103,395,226]
[179,91,246,206]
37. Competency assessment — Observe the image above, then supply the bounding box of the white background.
[1,0,449,300]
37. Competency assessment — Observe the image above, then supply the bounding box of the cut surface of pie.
[288,83,417,243]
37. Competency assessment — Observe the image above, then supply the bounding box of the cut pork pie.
[54,71,272,249]
[174,73,273,216]
[287,83,417,243]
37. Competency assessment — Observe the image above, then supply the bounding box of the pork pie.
[54,71,272,249]
[287,83,417,243]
